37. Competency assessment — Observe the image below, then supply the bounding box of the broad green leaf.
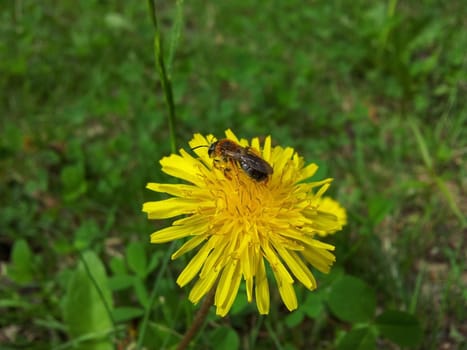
[327,276,376,323]
[133,278,149,307]
[210,326,239,350]
[337,327,376,350]
[147,251,161,273]
[126,241,147,278]
[375,310,422,346]
[109,256,127,275]
[108,274,135,291]
[0,298,32,309]
[60,163,87,202]
[62,251,113,350]
[368,196,394,226]
[303,291,325,319]
[113,307,144,323]
[8,239,34,284]
[285,310,304,328]
[1,124,22,152]
[74,220,100,251]
[145,322,178,349]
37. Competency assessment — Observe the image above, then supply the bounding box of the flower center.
[212,166,271,219]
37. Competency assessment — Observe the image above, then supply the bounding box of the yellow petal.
[151,217,209,243]
[189,133,214,165]
[262,135,272,162]
[172,213,210,228]
[143,198,198,219]
[298,163,318,182]
[189,268,220,304]
[307,178,333,190]
[272,269,297,311]
[171,235,207,259]
[240,241,253,279]
[255,258,270,315]
[199,242,228,279]
[160,152,206,186]
[272,146,294,172]
[301,247,336,273]
[300,236,335,251]
[262,243,294,284]
[311,211,342,232]
[224,129,240,143]
[316,197,348,233]
[246,276,253,303]
[292,153,304,169]
[176,243,212,287]
[251,137,260,151]
[275,245,316,290]
[188,133,210,149]
[215,259,242,316]
[146,182,202,198]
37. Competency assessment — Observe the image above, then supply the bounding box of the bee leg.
[223,167,232,180]
[212,158,224,171]
[212,158,230,180]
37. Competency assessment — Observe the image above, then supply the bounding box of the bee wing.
[241,151,273,174]
[221,149,241,159]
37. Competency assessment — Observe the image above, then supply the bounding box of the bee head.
[207,141,218,157]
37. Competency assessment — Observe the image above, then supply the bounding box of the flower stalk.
[147,0,177,153]
[176,285,216,350]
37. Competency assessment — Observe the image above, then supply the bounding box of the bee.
[193,138,273,182]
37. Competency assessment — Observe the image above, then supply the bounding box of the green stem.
[136,241,176,349]
[148,0,177,153]
[138,3,184,347]
[264,318,284,350]
[378,0,399,62]
[176,286,216,350]
[387,0,398,17]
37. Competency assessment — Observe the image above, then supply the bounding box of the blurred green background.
[1,1,466,349]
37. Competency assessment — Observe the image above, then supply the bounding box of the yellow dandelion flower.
[142,129,346,316]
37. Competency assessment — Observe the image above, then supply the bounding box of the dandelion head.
[142,129,346,316]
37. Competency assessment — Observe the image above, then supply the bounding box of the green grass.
[1,1,466,349]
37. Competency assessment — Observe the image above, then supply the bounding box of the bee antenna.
[191,136,217,151]
[191,144,209,151]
